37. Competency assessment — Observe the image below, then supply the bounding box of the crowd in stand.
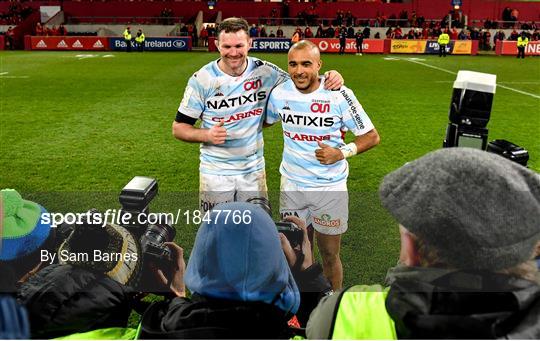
[198,23,216,46]
[160,7,174,25]
[235,20,538,50]
[0,0,32,25]
[33,22,68,36]
[3,0,537,50]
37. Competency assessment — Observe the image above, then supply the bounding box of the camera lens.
[144,223,175,245]
[246,197,272,216]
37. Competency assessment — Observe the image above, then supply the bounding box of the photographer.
[0,189,54,285]
[306,148,540,339]
[139,202,331,338]
[0,189,145,339]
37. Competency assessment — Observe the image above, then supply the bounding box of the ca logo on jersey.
[310,103,330,113]
[244,79,262,91]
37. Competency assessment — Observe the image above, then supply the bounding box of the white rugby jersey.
[177,57,288,175]
[266,78,375,187]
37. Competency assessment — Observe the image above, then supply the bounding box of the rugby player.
[266,40,380,289]
[172,18,343,212]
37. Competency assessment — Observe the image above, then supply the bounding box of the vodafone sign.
[29,36,109,51]
[306,38,384,53]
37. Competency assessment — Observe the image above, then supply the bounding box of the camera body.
[58,176,176,292]
[246,197,304,248]
[442,71,529,167]
[443,71,495,150]
[487,139,529,167]
[275,221,303,248]
[119,177,176,291]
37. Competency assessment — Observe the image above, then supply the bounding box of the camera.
[486,139,529,167]
[443,70,495,150]
[443,70,529,167]
[57,176,176,293]
[119,176,176,273]
[246,197,304,248]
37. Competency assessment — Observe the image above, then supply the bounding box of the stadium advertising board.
[391,40,473,55]
[306,39,384,53]
[497,40,540,56]
[424,40,454,54]
[390,40,428,53]
[29,36,109,50]
[208,38,290,52]
[449,40,473,54]
[109,37,191,51]
[250,39,291,52]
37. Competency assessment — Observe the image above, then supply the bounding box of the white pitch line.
[75,54,96,60]
[401,58,540,99]
[404,58,456,75]
[0,76,29,79]
[0,72,8,75]
[497,84,540,99]
[499,81,540,85]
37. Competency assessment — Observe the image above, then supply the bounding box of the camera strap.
[292,251,305,273]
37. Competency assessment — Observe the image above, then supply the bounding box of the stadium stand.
[2,0,539,25]
[1,0,538,50]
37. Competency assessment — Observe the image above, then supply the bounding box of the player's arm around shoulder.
[261,59,343,90]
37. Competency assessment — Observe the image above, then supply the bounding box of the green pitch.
[1,51,539,286]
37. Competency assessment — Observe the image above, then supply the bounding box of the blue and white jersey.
[266,78,375,187]
[178,57,288,175]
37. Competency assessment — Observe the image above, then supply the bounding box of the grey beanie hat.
[379,148,540,270]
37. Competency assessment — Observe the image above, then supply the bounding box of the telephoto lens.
[246,197,272,216]
[143,222,176,246]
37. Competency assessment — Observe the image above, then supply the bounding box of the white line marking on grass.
[102,55,115,58]
[499,81,540,85]
[76,54,96,60]
[404,58,456,75]
[0,72,8,75]
[497,84,540,99]
[402,58,540,99]
[0,76,29,78]
[383,57,400,60]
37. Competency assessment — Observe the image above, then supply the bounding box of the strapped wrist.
[339,142,358,158]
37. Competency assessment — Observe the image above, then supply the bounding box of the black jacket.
[385,268,540,339]
[140,263,332,339]
[17,264,134,339]
[140,294,293,339]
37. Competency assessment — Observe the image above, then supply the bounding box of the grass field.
[1,51,539,286]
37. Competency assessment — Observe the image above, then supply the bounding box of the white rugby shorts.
[279,176,348,235]
[199,169,268,212]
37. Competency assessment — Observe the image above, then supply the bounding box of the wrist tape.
[339,143,358,158]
